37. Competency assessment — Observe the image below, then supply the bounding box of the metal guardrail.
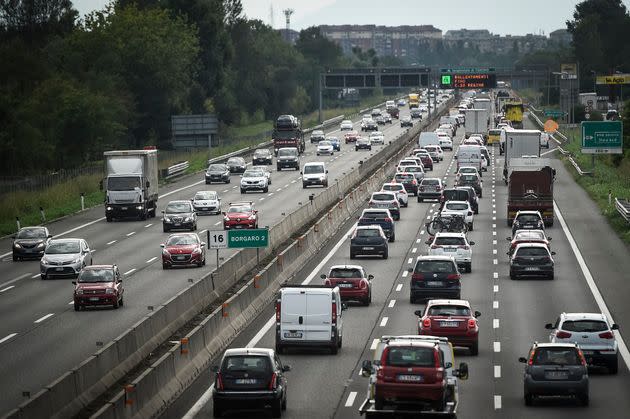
[615,198,630,223]
[163,161,189,180]
[567,156,592,176]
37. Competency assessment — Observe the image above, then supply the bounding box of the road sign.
[544,119,559,133]
[440,68,495,74]
[227,229,269,249]
[208,230,227,249]
[581,121,623,154]
[596,74,630,85]
[543,109,565,117]
[585,113,591,120]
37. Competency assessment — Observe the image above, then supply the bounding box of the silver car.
[40,238,92,279]
[192,190,221,215]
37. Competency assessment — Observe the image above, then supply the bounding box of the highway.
[164,113,630,419]
[0,105,432,415]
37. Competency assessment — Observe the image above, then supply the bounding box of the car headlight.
[73,258,82,264]
[106,206,113,211]
[41,257,49,265]
[36,242,45,249]
[105,288,115,294]
[192,247,202,255]
[185,216,193,222]
[13,243,21,249]
[162,249,170,256]
[164,217,172,222]
[76,289,84,295]
[248,215,256,220]
[136,205,143,210]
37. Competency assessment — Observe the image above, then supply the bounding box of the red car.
[222,201,258,230]
[372,340,448,411]
[321,265,373,306]
[507,229,551,256]
[415,299,481,355]
[161,233,206,269]
[73,265,124,311]
[344,130,359,144]
[414,152,434,171]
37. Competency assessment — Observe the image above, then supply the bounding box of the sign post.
[208,230,227,268]
[581,121,623,154]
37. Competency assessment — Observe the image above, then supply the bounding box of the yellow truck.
[504,101,524,129]
[408,93,419,109]
[487,128,501,145]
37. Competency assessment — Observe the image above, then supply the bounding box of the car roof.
[444,200,469,205]
[82,264,115,270]
[373,191,396,196]
[532,342,578,349]
[516,210,542,215]
[385,340,438,349]
[426,299,471,308]
[229,201,253,206]
[382,182,403,187]
[514,242,548,249]
[223,347,274,357]
[50,238,81,243]
[356,224,384,230]
[560,312,607,321]
[304,162,325,166]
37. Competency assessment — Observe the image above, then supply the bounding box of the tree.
[0,0,78,42]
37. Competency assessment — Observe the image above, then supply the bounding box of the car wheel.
[383,250,388,260]
[271,398,282,418]
[106,216,112,222]
[608,356,618,374]
[264,187,269,193]
[374,397,385,410]
[474,208,479,214]
[350,252,355,259]
[330,344,338,355]
[226,178,230,184]
[479,191,483,198]
[468,223,474,231]
[470,341,479,356]
[418,197,423,202]
[409,296,415,304]
[365,292,372,306]
[524,393,533,406]
[510,272,517,280]
[40,274,47,280]
[277,166,281,171]
[275,343,285,355]
[163,225,169,233]
[12,254,18,262]
[119,296,124,306]
[389,235,395,243]
[240,188,245,194]
[113,298,119,309]
[302,183,307,189]
[162,263,168,270]
[548,273,554,280]
[467,263,472,273]
[213,401,223,417]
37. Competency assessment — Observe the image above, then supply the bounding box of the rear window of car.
[515,231,545,241]
[362,211,388,219]
[444,191,468,200]
[461,175,478,182]
[517,214,541,223]
[445,203,468,211]
[428,305,470,316]
[395,174,413,181]
[422,179,439,185]
[414,260,456,273]
[561,320,609,333]
[372,193,395,201]
[435,237,465,246]
[330,269,363,278]
[382,184,403,192]
[385,347,436,367]
[532,348,581,366]
[515,247,549,257]
[356,228,381,237]
[221,355,272,373]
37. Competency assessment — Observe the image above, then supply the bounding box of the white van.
[275,286,345,354]
[418,131,440,148]
[456,144,483,172]
[301,162,328,188]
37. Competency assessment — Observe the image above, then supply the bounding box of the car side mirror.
[48,234,53,239]
[444,362,453,369]
[469,241,475,245]
[326,170,329,174]
[506,237,512,241]
[320,274,327,279]
[201,242,206,247]
[368,274,374,280]
[547,237,552,241]
[454,156,458,159]
[161,210,165,214]
[474,311,481,318]
[361,360,373,376]
[282,365,291,372]
[72,281,77,285]
[407,267,413,273]
[11,235,16,239]
[611,323,619,330]
[518,357,528,364]
[544,323,554,330]
[425,239,432,245]
[211,365,219,373]
[222,211,226,215]
[551,251,556,256]
[457,362,469,380]
[160,244,165,248]
[414,310,423,317]
[299,171,303,175]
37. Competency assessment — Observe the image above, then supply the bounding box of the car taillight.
[376,368,384,380]
[324,279,331,287]
[275,301,281,322]
[599,331,614,339]
[269,372,278,390]
[384,218,393,223]
[458,245,470,250]
[555,330,572,339]
[468,319,477,329]
[434,350,440,368]
[215,372,224,390]
[431,244,440,249]
[446,274,460,280]
[422,318,431,329]
[412,179,417,185]
[528,351,535,366]
[578,349,587,366]
[436,370,443,381]
[412,273,424,281]
[359,280,368,289]
[332,302,337,324]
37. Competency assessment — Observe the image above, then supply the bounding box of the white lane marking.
[402,271,409,278]
[291,180,297,184]
[493,285,499,292]
[494,365,501,378]
[107,240,117,245]
[432,203,436,207]
[199,229,207,235]
[493,259,498,265]
[493,319,500,329]
[345,391,358,408]
[492,216,496,221]
[493,272,498,279]
[34,313,54,323]
[90,249,96,253]
[0,285,15,293]
[426,215,431,220]
[31,274,40,279]
[259,198,265,201]
[380,317,389,327]
[370,338,379,350]
[419,231,425,237]
[412,247,417,253]
[494,395,502,409]
[0,333,17,344]
[388,300,396,308]
[160,179,205,198]
[407,258,413,264]
[124,268,136,275]
[396,284,403,292]
[493,240,497,245]
[284,184,289,188]
[492,210,496,214]
[276,188,282,192]
[68,301,74,305]
[555,201,630,369]
[493,301,499,309]
[268,193,274,197]
[0,273,32,289]
[144,223,153,228]
[493,249,497,255]
[223,189,229,193]
[494,342,501,352]
[232,186,238,189]
[146,257,157,264]
[126,231,136,237]
[214,221,221,226]
[492,223,496,228]
[492,231,496,236]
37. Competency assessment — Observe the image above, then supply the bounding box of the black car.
[252,149,273,165]
[400,116,413,127]
[357,209,395,242]
[375,115,386,125]
[12,226,52,261]
[162,200,197,232]
[227,157,247,173]
[355,138,372,151]
[519,342,589,406]
[212,348,290,417]
[454,186,479,214]
[511,211,545,234]
[310,130,325,144]
[364,120,378,131]
[456,173,482,197]
[350,225,389,259]
[410,109,423,119]
[408,256,461,303]
[510,243,555,280]
[205,164,231,184]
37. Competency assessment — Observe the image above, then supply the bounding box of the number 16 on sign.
[208,230,227,268]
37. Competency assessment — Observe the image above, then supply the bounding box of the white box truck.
[103,149,159,221]
[502,130,541,181]
[464,109,489,139]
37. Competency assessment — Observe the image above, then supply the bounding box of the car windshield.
[533,348,581,366]
[386,347,435,367]
[16,228,47,239]
[221,355,271,373]
[208,164,225,171]
[415,260,456,273]
[372,193,394,201]
[313,130,324,136]
[46,241,80,254]
[515,231,545,241]
[490,130,501,136]
[428,305,470,316]
[382,185,403,192]
[319,141,331,147]
[330,268,363,278]
[194,192,216,200]
[228,205,251,213]
[405,167,422,173]
[561,320,608,333]
[278,149,296,157]
[243,172,262,178]
[516,247,549,257]
[435,237,466,246]
[342,120,351,124]
[362,211,388,219]
[166,235,198,246]
[304,165,324,174]
[445,203,468,211]
[165,202,191,213]
[517,215,540,223]
[79,269,114,283]
[460,168,476,173]
[107,176,140,191]
[254,150,269,156]
[227,158,244,165]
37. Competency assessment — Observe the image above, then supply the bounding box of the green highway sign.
[441,75,452,85]
[440,68,495,73]
[543,109,565,117]
[581,121,623,154]
[227,228,269,249]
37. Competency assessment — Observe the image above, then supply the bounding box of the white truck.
[464,109,489,139]
[103,149,159,221]
[502,130,541,182]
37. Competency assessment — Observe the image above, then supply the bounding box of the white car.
[316,140,334,156]
[456,166,481,181]
[250,166,272,185]
[540,132,550,149]
[438,135,453,151]
[397,159,419,171]
[192,190,221,215]
[427,232,475,273]
[369,131,385,145]
[441,200,474,230]
[340,119,353,131]
[423,145,443,162]
[381,182,408,207]
[240,170,269,193]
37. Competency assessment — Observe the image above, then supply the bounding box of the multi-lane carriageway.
[165,115,630,419]
[0,103,440,415]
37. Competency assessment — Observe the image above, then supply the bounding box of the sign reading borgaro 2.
[227,229,269,249]
[581,121,623,154]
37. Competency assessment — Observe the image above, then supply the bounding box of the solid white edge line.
[0,333,18,344]
[345,391,358,407]
[554,201,630,369]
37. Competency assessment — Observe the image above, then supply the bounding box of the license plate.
[174,223,181,226]
[235,225,244,229]
[235,379,258,384]
[55,267,64,271]
[338,283,354,288]
[525,267,539,271]
[176,256,186,260]
[284,332,303,338]
[426,281,444,287]
[121,207,128,210]
[545,371,569,380]
[89,297,100,302]
[524,225,534,228]
[363,247,374,250]
[397,374,423,382]
[201,208,208,211]
[440,321,459,327]
[444,248,457,252]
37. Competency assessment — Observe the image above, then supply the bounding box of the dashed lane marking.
[380,317,389,327]
[0,333,17,345]
[494,395,502,409]
[402,271,409,278]
[412,247,417,253]
[493,285,499,292]
[107,240,117,245]
[345,392,358,408]
[34,313,54,324]
[144,223,153,228]
[146,257,157,264]
[124,268,136,276]
[493,272,498,279]
[408,258,413,264]
[126,231,136,237]
[493,301,499,309]
[370,338,379,350]
[0,285,15,293]
[396,284,403,292]
[493,319,500,329]
[494,365,501,378]
[494,342,501,352]
[388,300,396,308]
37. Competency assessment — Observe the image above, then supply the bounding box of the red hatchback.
[223,201,258,230]
[415,299,481,355]
[321,265,373,306]
[161,233,206,269]
[507,229,551,256]
[414,153,434,171]
[344,131,359,143]
[73,265,124,311]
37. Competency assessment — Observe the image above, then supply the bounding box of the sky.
[73,0,630,36]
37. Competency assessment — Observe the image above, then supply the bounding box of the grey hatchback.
[519,342,589,406]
